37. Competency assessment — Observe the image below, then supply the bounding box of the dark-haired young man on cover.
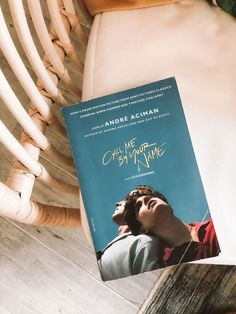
[124,190,221,266]
[98,186,164,281]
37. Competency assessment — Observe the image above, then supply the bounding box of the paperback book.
[62,77,220,281]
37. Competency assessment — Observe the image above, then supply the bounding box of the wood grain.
[9,219,161,308]
[139,263,236,314]
[0,218,138,314]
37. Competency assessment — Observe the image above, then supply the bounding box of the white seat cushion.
[82,0,236,259]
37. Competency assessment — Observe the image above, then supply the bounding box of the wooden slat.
[0,58,31,133]
[9,219,161,308]
[0,218,138,314]
[0,147,13,184]
[139,263,236,314]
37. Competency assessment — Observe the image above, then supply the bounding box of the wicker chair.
[0,0,91,231]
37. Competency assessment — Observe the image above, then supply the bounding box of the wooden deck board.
[8,219,161,309]
[0,218,139,314]
[139,263,236,314]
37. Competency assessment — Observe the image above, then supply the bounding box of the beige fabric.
[83,0,236,259]
[83,0,178,16]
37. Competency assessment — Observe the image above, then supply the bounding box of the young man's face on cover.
[112,189,138,225]
[134,195,172,233]
[112,200,126,225]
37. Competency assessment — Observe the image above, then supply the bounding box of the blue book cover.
[62,77,220,281]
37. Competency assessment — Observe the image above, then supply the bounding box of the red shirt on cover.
[163,219,220,266]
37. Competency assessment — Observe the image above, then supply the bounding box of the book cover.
[62,77,220,281]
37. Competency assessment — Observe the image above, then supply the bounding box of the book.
[62,77,220,281]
